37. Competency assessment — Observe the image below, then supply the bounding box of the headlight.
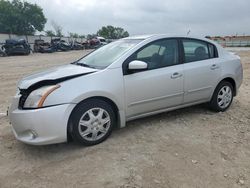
[23,85,60,108]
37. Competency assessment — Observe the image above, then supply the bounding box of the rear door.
[181,39,221,104]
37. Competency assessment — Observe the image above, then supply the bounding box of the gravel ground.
[0,49,249,188]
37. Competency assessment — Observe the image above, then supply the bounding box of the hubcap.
[217,86,232,109]
[78,108,111,141]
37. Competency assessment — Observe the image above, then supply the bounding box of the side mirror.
[128,60,148,71]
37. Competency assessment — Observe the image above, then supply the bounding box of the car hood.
[18,64,97,89]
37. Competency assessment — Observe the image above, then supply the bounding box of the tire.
[209,81,234,112]
[69,99,116,146]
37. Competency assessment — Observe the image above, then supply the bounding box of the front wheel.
[209,81,234,112]
[69,99,115,146]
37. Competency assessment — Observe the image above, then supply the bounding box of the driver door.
[123,39,184,118]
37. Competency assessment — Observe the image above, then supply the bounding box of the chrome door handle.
[211,64,219,70]
[171,72,183,79]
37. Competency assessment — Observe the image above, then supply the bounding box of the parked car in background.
[87,37,101,49]
[9,34,243,146]
[51,38,71,51]
[97,36,108,45]
[2,39,31,55]
[85,37,108,49]
[33,39,55,53]
[70,40,84,50]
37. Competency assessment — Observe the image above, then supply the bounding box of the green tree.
[45,30,55,37]
[115,27,129,39]
[0,0,47,35]
[97,25,129,39]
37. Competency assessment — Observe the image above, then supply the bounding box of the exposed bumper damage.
[9,65,96,145]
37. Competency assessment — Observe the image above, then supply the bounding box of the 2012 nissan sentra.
[9,34,243,146]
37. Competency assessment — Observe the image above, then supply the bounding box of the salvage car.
[3,39,31,56]
[9,34,243,146]
[33,39,55,53]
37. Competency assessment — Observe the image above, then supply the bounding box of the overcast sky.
[27,0,250,37]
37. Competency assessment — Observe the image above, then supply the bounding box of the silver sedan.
[9,34,243,146]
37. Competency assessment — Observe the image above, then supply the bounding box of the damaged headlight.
[23,85,60,108]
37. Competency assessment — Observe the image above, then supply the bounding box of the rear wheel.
[69,99,115,146]
[209,81,233,112]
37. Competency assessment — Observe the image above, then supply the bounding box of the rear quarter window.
[208,44,217,58]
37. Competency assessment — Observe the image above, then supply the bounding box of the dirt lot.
[0,49,249,188]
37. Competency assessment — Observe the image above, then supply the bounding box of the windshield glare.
[77,39,142,69]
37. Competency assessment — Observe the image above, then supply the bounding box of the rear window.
[182,39,217,63]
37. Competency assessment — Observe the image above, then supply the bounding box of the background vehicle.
[97,36,108,45]
[33,39,55,53]
[85,37,107,49]
[51,38,71,51]
[70,40,84,50]
[2,39,31,55]
[9,34,243,146]
[87,38,101,49]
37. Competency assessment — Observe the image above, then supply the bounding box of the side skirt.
[126,100,209,122]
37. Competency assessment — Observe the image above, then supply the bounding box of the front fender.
[71,90,124,111]
[43,68,125,112]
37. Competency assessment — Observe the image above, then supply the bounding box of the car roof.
[125,34,218,46]
[125,34,157,40]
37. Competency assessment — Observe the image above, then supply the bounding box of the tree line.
[0,0,129,39]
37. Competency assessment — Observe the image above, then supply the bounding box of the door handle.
[210,64,219,70]
[171,72,182,79]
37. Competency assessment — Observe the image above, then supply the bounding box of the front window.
[77,39,142,69]
[128,39,179,70]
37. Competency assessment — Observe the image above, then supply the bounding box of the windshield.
[77,39,142,69]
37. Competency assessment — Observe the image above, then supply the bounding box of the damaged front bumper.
[9,95,76,145]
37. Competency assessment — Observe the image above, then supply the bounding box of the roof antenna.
[187,30,191,36]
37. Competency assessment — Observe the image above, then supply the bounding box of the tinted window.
[137,44,162,59]
[208,44,216,58]
[130,39,179,70]
[183,39,210,63]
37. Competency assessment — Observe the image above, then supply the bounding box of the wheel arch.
[219,77,236,96]
[210,76,237,102]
